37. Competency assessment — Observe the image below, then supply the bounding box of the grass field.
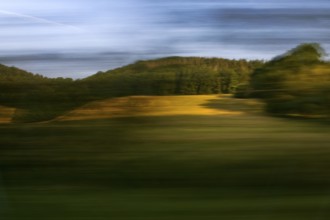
[0,106,15,124]
[56,95,264,121]
[1,95,330,219]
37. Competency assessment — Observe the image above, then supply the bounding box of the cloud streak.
[0,9,82,31]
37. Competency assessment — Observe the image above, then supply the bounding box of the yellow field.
[57,95,265,121]
[0,105,16,123]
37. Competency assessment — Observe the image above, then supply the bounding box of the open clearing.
[1,95,330,220]
[57,95,265,121]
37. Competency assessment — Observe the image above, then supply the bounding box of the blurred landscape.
[0,43,330,219]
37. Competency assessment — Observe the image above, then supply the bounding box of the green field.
[1,95,330,219]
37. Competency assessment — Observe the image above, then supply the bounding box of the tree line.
[84,57,263,98]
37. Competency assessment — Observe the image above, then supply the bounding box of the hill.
[0,57,263,122]
[0,63,92,122]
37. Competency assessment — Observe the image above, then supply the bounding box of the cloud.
[148,5,330,53]
[0,48,185,78]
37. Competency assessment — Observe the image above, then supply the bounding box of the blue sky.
[0,0,330,78]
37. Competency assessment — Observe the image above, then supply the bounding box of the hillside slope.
[57,95,264,121]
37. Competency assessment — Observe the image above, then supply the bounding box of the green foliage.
[234,83,252,98]
[249,43,330,118]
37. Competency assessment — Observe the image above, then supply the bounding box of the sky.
[0,0,330,78]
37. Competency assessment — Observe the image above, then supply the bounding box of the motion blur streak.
[0,1,330,219]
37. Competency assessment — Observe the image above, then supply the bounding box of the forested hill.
[84,57,264,98]
[0,64,45,80]
[0,64,50,108]
[0,64,86,122]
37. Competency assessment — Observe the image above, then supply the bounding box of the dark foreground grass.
[1,114,330,219]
